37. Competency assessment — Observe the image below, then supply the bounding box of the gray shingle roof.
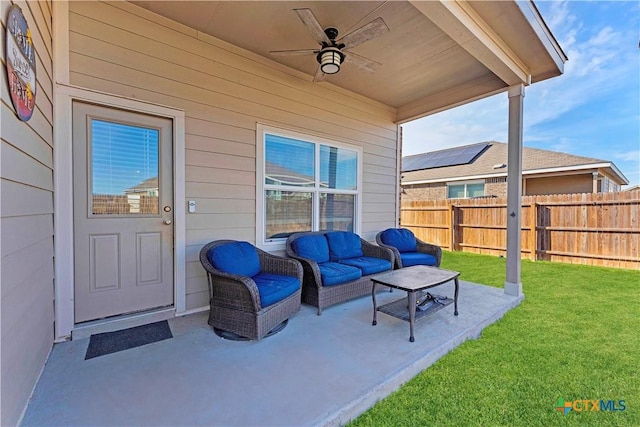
[402,141,612,183]
[124,176,158,193]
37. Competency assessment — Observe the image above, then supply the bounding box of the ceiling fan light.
[319,48,343,74]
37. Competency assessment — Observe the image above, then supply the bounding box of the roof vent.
[493,163,507,169]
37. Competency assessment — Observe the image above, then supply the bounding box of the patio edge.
[317,292,525,427]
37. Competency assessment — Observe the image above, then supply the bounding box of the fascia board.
[403,163,628,185]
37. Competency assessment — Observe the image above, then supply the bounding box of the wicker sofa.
[199,240,303,340]
[286,231,394,315]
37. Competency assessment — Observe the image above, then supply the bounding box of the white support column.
[505,84,525,296]
[592,171,599,193]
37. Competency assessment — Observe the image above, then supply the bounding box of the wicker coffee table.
[371,265,460,342]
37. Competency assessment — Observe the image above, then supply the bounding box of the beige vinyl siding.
[525,174,593,196]
[68,1,399,311]
[0,1,54,425]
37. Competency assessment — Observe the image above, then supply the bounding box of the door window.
[90,120,160,215]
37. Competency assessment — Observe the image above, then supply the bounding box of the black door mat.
[85,320,173,360]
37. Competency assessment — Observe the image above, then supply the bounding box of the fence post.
[529,202,537,261]
[450,204,458,252]
[447,202,453,251]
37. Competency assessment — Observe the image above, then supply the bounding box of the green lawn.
[350,252,640,426]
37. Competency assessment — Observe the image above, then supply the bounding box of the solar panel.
[402,143,489,172]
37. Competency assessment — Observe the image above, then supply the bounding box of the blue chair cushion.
[252,273,300,307]
[292,235,330,263]
[400,252,438,267]
[380,228,417,253]
[209,241,261,277]
[340,257,392,275]
[318,262,362,286]
[325,231,364,261]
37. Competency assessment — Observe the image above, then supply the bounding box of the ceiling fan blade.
[294,8,330,44]
[344,51,382,73]
[270,49,318,56]
[338,17,389,49]
[312,66,327,83]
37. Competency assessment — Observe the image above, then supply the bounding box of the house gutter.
[403,162,629,186]
[516,0,568,81]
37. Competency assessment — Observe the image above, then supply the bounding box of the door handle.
[163,219,173,225]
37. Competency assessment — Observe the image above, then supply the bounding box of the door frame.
[53,84,186,340]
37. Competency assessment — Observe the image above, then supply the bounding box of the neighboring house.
[124,176,159,196]
[123,177,159,214]
[1,1,565,425]
[402,142,629,200]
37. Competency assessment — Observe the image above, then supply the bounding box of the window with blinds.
[90,119,160,215]
[259,129,360,244]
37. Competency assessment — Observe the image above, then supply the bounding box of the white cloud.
[588,26,616,46]
[525,29,632,125]
[546,0,578,38]
[613,150,640,162]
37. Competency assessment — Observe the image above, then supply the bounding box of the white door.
[73,102,174,323]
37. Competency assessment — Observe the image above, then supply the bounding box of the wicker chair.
[286,231,394,315]
[376,228,442,269]
[199,240,303,340]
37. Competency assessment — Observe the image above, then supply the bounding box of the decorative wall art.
[6,5,36,121]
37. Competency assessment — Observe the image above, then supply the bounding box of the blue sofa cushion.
[318,262,362,286]
[252,273,300,307]
[292,235,330,263]
[400,252,438,267]
[325,231,364,261]
[209,241,261,277]
[340,257,392,276]
[380,228,417,253]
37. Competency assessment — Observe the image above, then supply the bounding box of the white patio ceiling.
[129,0,566,123]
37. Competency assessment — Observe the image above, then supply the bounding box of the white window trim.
[446,179,485,199]
[256,124,363,251]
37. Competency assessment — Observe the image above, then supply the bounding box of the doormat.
[85,320,173,360]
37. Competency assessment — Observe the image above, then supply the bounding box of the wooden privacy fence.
[92,194,158,215]
[400,191,640,270]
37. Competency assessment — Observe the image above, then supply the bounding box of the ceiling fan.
[270,8,389,82]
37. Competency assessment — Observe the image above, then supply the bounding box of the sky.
[401,0,640,188]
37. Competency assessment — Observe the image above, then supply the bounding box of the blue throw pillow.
[380,228,417,253]
[208,241,261,277]
[292,235,330,263]
[325,231,364,261]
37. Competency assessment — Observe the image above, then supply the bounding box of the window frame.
[256,124,363,250]
[446,180,485,199]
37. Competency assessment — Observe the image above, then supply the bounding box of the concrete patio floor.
[22,280,523,427]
